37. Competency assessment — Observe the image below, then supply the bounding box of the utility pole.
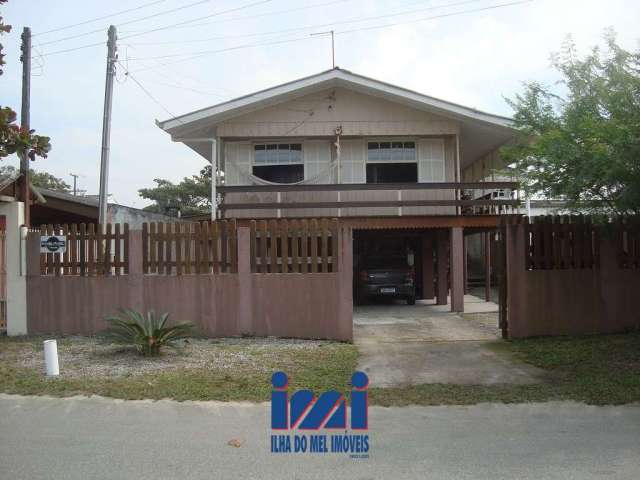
[310,30,335,69]
[98,25,117,228]
[19,27,31,226]
[69,173,80,196]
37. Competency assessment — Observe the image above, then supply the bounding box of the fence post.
[505,222,527,338]
[237,226,253,335]
[127,230,145,313]
[337,226,353,341]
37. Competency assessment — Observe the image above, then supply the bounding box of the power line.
[37,0,210,46]
[34,0,167,37]
[117,60,180,120]
[127,0,486,46]
[127,0,532,68]
[126,0,352,36]
[37,0,274,57]
[119,0,275,41]
[337,0,533,35]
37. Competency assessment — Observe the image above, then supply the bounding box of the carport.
[348,216,502,314]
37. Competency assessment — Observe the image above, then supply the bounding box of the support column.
[436,229,448,305]
[421,233,435,300]
[484,231,492,302]
[2,202,28,335]
[463,235,469,294]
[210,138,218,221]
[450,227,464,312]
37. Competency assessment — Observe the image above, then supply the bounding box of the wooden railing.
[218,182,520,217]
[39,223,129,276]
[249,218,339,273]
[142,220,237,275]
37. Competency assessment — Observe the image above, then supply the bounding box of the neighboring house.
[0,174,175,228]
[157,68,521,311]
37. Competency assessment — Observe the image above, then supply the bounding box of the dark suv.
[356,254,416,305]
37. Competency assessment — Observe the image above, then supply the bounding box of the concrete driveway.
[354,296,545,387]
[2,394,639,480]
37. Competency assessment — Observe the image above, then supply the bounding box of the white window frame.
[366,138,418,164]
[252,141,304,167]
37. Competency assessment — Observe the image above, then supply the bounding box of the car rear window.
[364,256,408,269]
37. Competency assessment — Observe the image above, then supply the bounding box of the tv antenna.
[311,30,335,69]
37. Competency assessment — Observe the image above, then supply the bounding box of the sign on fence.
[40,235,66,254]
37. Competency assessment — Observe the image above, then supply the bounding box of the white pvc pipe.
[43,339,60,376]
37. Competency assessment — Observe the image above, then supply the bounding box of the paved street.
[1,394,639,479]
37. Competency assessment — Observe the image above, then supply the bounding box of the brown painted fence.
[505,216,640,338]
[27,219,353,341]
[250,218,339,273]
[142,220,237,275]
[39,223,129,276]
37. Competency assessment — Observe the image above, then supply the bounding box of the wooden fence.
[525,216,599,270]
[39,223,129,276]
[618,219,640,269]
[505,217,640,338]
[249,218,339,273]
[142,220,237,275]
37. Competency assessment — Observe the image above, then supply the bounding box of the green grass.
[0,337,358,402]
[369,332,640,406]
[1,333,639,405]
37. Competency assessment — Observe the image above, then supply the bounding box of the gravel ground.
[0,336,332,379]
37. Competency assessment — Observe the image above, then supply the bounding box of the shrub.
[101,309,194,356]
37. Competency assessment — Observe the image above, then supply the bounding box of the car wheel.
[406,296,416,305]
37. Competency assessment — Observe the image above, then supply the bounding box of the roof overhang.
[157,67,517,166]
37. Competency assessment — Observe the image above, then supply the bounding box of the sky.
[2,0,639,207]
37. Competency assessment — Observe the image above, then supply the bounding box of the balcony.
[218,182,520,219]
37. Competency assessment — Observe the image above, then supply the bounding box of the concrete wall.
[26,227,353,341]
[0,202,27,335]
[505,223,640,338]
[107,205,180,229]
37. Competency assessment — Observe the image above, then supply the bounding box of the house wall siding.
[219,87,461,217]
[216,87,459,137]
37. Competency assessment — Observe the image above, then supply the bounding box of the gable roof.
[157,67,514,136]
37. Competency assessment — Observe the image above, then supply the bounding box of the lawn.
[370,332,640,406]
[0,336,358,402]
[1,332,639,405]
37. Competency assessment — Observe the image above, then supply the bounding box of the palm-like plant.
[101,309,194,356]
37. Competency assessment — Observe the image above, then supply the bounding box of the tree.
[501,32,640,215]
[0,165,71,191]
[138,165,212,216]
[0,1,51,162]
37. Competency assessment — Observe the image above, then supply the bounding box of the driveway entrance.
[354,295,543,387]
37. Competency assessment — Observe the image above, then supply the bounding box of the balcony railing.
[218,182,520,218]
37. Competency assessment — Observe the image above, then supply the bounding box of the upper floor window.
[367,141,416,162]
[366,140,417,183]
[254,143,302,165]
[253,143,303,184]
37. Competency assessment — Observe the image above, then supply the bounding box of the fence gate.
[0,216,6,332]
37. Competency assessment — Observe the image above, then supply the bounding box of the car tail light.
[359,270,368,281]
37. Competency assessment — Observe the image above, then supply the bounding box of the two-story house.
[157,68,520,313]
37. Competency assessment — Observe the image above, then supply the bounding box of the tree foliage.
[0,165,70,191]
[501,32,640,215]
[138,165,212,216]
[0,0,51,162]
